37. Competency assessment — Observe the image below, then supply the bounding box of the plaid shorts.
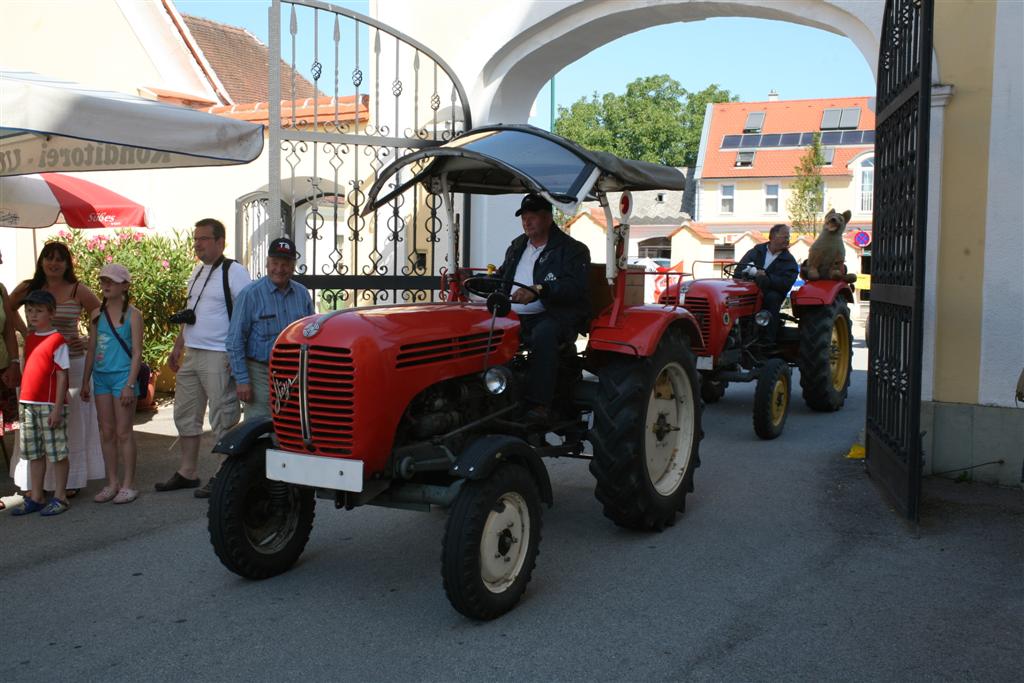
[18,403,69,463]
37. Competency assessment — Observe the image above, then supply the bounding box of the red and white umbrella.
[0,172,148,228]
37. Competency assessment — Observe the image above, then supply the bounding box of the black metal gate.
[865,0,933,520]
[254,0,472,307]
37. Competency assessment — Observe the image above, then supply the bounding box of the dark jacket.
[498,223,592,332]
[737,242,799,296]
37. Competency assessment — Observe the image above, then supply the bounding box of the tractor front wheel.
[798,298,853,411]
[589,327,702,530]
[442,464,542,620]
[208,444,315,579]
[753,358,791,440]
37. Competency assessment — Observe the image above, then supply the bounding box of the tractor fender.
[588,306,702,357]
[213,417,275,457]
[450,435,553,506]
[791,280,854,308]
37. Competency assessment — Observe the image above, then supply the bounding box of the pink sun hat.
[99,263,132,283]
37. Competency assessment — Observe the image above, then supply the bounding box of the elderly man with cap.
[496,193,591,423]
[225,237,314,422]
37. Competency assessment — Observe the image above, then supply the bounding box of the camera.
[168,308,197,325]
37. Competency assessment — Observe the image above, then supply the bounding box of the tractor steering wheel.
[462,276,540,300]
[723,262,754,281]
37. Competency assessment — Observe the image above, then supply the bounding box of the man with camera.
[156,218,251,498]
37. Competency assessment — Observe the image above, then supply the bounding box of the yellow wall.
[931,1,996,404]
[700,176,864,225]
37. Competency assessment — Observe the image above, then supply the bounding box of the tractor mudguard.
[450,435,553,506]
[588,306,702,357]
[213,417,275,457]
[791,280,853,308]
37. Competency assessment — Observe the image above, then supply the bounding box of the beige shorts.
[173,348,240,438]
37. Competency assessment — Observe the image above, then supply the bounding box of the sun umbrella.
[0,173,148,229]
[0,69,264,177]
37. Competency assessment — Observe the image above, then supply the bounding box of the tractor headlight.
[483,366,512,395]
[754,310,773,327]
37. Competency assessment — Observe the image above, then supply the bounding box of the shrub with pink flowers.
[53,229,195,368]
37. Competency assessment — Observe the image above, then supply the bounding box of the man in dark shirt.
[497,194,591,422]
[736,223,799,340]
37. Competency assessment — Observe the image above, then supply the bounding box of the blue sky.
[176,0,876,128]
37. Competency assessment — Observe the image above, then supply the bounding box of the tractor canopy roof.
[363,124,685,215]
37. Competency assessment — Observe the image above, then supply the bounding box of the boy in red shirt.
[12,290,72,517]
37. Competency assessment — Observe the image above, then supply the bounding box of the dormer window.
[743,112,765,133]
[735,151,755,167]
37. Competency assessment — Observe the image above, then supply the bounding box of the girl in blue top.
[81,263,144,505]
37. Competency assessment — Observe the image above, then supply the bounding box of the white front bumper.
[266,448,364,492]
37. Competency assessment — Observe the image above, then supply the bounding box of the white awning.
[0,69,264,177]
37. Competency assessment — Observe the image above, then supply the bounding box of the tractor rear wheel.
[208,444,315,579]
[589,327,702,530]
[798,298,853,412]
[753,358,791,440]
[442,463,542,620]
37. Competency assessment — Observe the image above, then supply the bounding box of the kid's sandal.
[40,498,70,517]
[12,498,47,516]
[112,488,138,505]
[94,486,119,503]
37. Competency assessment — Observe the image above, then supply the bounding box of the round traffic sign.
[853,230,872,247]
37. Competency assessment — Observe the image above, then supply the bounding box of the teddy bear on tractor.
[660,211,855,440]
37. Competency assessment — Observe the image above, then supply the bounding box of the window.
[821,107,861,130]
[821,147,836,165]
[860,157,874,212]
[735,151,755,167]
[764,184,779,213]
[720,185,734,214]
[656,192,666,203]
[638,237,671,260]
[714,243,735,261]
[743,112,765,133]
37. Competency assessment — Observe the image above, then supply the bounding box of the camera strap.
[187,256,225,311]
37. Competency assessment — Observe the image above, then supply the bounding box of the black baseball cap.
[514,193,552,217]
[22,290,56,308]
[268,237,300,260]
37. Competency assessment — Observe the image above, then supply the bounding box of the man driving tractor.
[497,193,591,424]
[735,223,799,341]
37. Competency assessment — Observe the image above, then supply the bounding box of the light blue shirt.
[225,276,315,385]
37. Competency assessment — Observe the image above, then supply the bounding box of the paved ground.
[1,334,1021,681]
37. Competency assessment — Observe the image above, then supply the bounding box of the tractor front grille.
[270,343,354,456]
[684,296,710,350]
[395,330,505,369]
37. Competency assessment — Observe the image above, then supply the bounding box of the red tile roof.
[668,222,715,241]
[182,14,319,105]
[701,96,875,179]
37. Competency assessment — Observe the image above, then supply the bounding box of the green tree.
[554,76,736,167]
[787,133,826,236]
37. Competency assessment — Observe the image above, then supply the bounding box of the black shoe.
[154,472,200,492]
[194,479,213,499]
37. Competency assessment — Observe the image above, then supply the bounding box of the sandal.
[112,488,138,505]
[40,497,70,516]
[94,486,119,503]
[12,498,47,516]
[66,489,79,499]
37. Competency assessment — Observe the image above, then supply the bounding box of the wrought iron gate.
[255,0,472,305]
[865,0,933,520]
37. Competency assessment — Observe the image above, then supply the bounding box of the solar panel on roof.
[821,131,843,145]
[800,132,817,146]
[740,134,761,147]
[780,133,802,147]
[863,131,876,144]
[721,135,741,149]
[841,130,863,145]
[839,107,861,129]
[760,133,781,147]
[821,109,842,130]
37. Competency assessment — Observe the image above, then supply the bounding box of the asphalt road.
[2,338,1021,681]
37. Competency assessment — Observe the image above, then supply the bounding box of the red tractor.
[207,125,704,620]
[661,265,854,439]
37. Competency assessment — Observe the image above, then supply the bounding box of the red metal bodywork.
[790,280,854,310]
[269,303,520,476]
[589,305,703,357]
[665,279,762,357]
